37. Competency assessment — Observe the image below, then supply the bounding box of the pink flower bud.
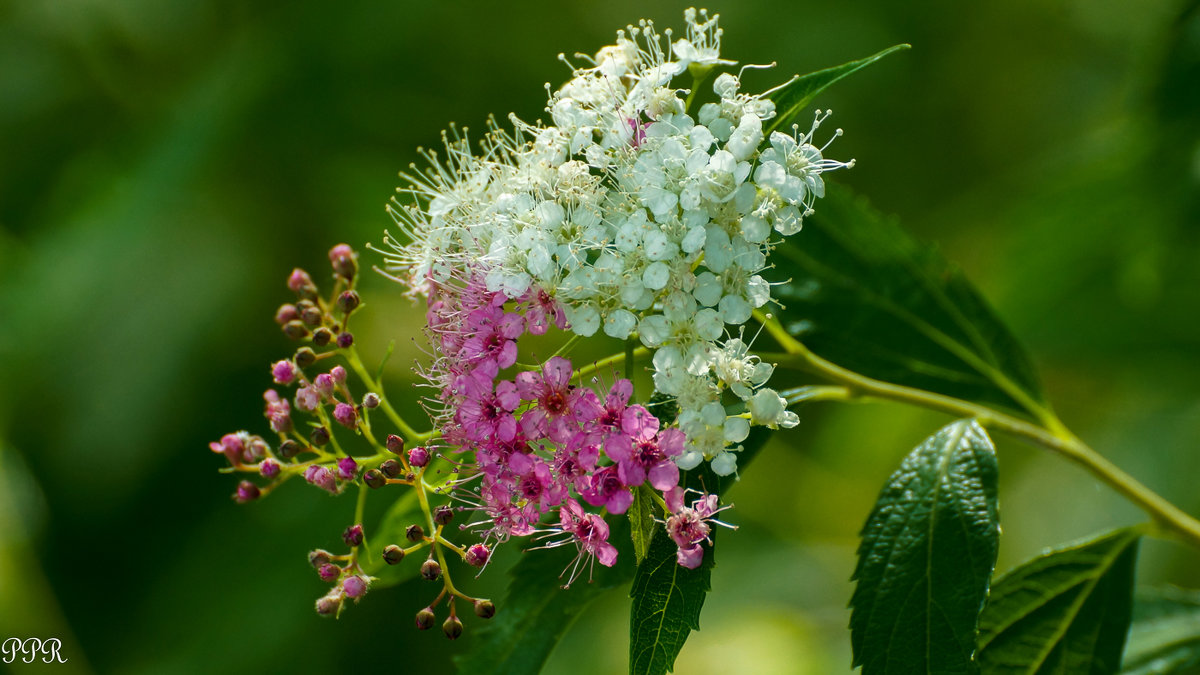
[271,360,297,385]
[336,456,358,481]
[342,575,368,599]
[408,446,429,468]
[333,402,357,429]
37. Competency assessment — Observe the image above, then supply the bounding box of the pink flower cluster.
[420,272,692,573]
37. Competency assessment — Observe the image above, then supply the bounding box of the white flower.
[749,388,799,428]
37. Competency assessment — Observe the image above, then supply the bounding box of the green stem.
[344,347,422,442]
[754,310,1200,549]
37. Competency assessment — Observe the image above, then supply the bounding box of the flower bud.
[382,545,405,565]
[474,599,496,619]
[337,290,361,314]
[386,434,404,455]
[299,303,324,327]
[304,465,337,493]
[420,559,441,581]
[308,549,333,568]
[434,505,454,526]
[342,575,368,599]
[331,366,347,384]
[379,458,402,478]
[309,426,330,447]
[271,360,297,385]
[336,456,358,481]
[315,593,342,617]
[333,402,358,429]
[343,524,364,547]
[406,524,425,542]
[336,332,354,349]
[312,327,334,347]
[278,439,301,459]
[408,446,429,468]
[329,243,358,280]
[294,347,317,368]
[234,480,260,503]
[288,268,318,300]
[275,303,300,325]
[362,392,380,409]
[363,469,386,489]
[313,373,335,397]
[415,608,435,630]
[260,459,281,478]
[282,320,309,340]
[464,543,490,568]
[246,436,269,462]
[318,563,340,582]
[443,615,463,640]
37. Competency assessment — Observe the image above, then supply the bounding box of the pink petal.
[496,380,521,410]
[607,488,633,515]
[515,371,542,400]
[497,415,518,442]
[604,435,632,462]
[648,461,680,491]
[665,486,686,513]
[618,459,646,487]
[677,544,704,569]
[596,542,618,567]
[497,340,519,369]
[608,379,633,406]
[657,428,686,457]
[621,405,660,439]
[543,356,573,389]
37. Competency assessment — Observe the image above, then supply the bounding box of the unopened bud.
[315,593,342,617]
[288,268,318,301]
[333,402,358,429]
[336,332,354,349]
[337,290,361,314]
[386,434,404,455]
[408,446,429,468]
[443,615,463,640]
[283,320,309,340]
[379,458,401,478]
[312,327,334,347]
[421,559,442,581]
[294,347,317,368]
[329,243,358,280]
[234,480,260,503]
[310,426,330,447]
[464,543,490,568]
[342,575,368,599]
[343,524,364,547]
[474,599,496,619]
[308,549,333,568]
[415,608,435,630]
[299,302,324,327]
[362,392,380,409]
[330,366,347,384]
[278,439,301,459]
[434,505,454,526]
[364,469,386,489]
[382,545,405,565]
[406,524,425,542]
[318,563,340,582]
[259,459,281,479]
[275,303,300,325]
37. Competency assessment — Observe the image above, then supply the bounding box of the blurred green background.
[2,0,1199,673]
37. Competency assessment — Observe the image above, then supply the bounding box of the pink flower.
[611,406,684,490]
[559,498,617,568]
[520,287,568,336]
[517,357,597,443]
[664,487,736,569]
[461,306,524,370]
[579,465,634,514]
[263,390,292,433]
[457,373,521,443]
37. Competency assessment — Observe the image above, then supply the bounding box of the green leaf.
[360,489,422,587]
[453,517,635,674]
[1120,587,1200,674]
[627,427,772,675]
[629,524,714,675]
[977,527,1143,675]
[630,484,660,564]
[765,44,910,135]
[850,419,1000,674]
[771,186,1052,421]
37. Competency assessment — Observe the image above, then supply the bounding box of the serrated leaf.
[630,484,660,564]
[771,186,1052,422]
[1120,587,1200,674]
[453,517,635,674]
[629,525,713,675]
[627,427,771,675]
[850,419,1000,675]
[766,44,909,134]
[977,527,1142,675]
[359,489,421,587]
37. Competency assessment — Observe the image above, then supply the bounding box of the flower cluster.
[383,8,851,480]
[209,8,848,634]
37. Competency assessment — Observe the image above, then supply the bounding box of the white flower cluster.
[383,8,853,476]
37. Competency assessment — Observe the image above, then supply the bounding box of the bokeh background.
[2,0,1199,672]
